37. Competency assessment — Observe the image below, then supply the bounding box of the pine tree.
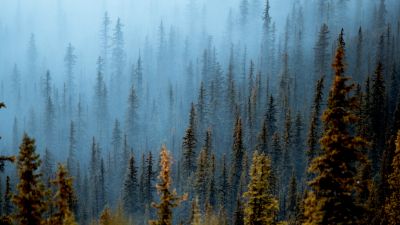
[265,95,277,137]
[3,176,12,216]
[219,155,230,211]
[13,134,47,225]
[282,109,293,186]
[100,12,111,69]
[271,132,281,168]
[384,131,400,224]
[304,30,366,225]
[286,172,298,223]
[243,151,278,225]
[111,18,125,94]
[206,153,217,209]
[111,119,122,175]
[64,43,77,101]
[307,77,324,165]
[233,197,244,225]
[99,207,112,225]
[314,23,330,82]
[293,112,304,178]
[67,121,77,176]
[123,154,138,216]
[150,145,187,225]
[125,85,139,146]
[354,27,364,83]
[0,103,15,171]
[230,117,245,210]
[194,148,208,208]
[182,103,197,178]
[144,151,156,210]
[256,120,268,154]
[370,62,386,173]
[50,164,78,225]
[189,197,202,225]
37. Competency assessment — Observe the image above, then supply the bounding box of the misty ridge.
[0,0,399,224]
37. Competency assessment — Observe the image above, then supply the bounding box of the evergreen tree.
[206,153,217,209]
[144,152,156,210]
[100,12,111,70]
[125,85,139,146]
[271,132,281,168]
[150,145,187,225]
[384,130,400,224]
[354,27,364,83]
[286,172,298,223]
[189,197,202,225]
[13,134,47,225]
[293,112,304,178]
[99,207,112,225]
[3,176,12,216]
[111,18,125,95]
[314,23,330,82]
[64,43,77,102]
[182,103,197,178]
[265,95,277,137]
[50,164,78,225]
[194,148,208,209]
[218,154,230,212]
[123,154,138,216]
[233,197,244,225]
[370,62,386,173]
[67,121,77,176]
[230,117,245,210]
[256,120,268,154]
[243,151,278,225]
[111,119,122,175]
[304,30,366,225]
[307,77,324,165]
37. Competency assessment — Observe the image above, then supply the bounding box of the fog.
[0,0,397,158]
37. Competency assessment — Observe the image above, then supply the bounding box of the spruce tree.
[265,95,277,137]
[314,23,330,81]
[0,103,15,171]
[304,30,366,225]
[50,164,78,225]
[125,85,139,146]
[189,197,202,225]
[219,155,230,211]
[67,121,77,176]
[99,207,112,225]
[150,145,187,225]
[230,117,245,210]
[206,153,217,209]
[194,148,208,208]
[243,151,278,225]
[307,77,324,165]
[123,154,138,216]
[182,103,197,178]
[370,62,387,173]
[256,120,268,154]
[384,131,400,224]
[3,176,12,216]
[286,172,298,223]
[13,134,47,225]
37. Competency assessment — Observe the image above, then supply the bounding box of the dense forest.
[0,0,400,224]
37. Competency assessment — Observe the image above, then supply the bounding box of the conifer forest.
[1,0,400,224]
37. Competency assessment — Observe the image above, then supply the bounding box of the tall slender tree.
[304,30,366,225]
